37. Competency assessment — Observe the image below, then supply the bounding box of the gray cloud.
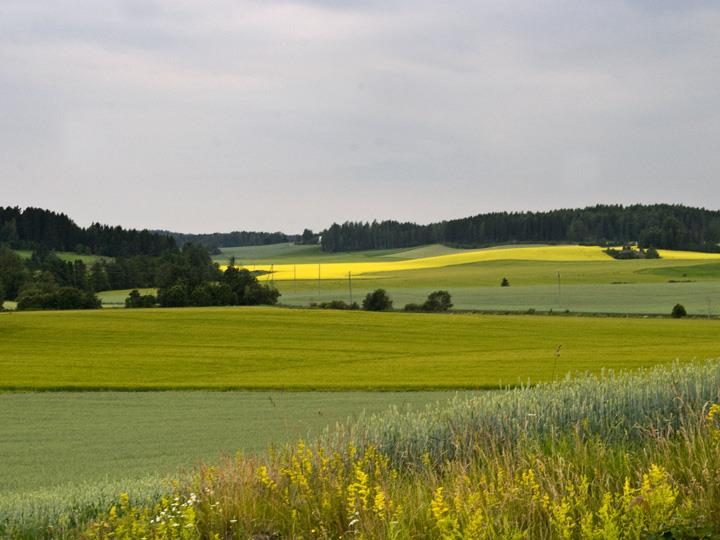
[1,0,718,233]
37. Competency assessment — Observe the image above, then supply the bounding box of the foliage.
[0,206,175,256]
[501,277,510,286]
[125,289,157,308]
[422,290,453,311]
[0,244,29,299]
[405,291,453,312]
[605,245,661,260]
[80,361,720,539]
[362,289,393,311]
[17,284,101,311]
[671,303,688,318]
[314,300,359,310]
[158,229,296,250]
[321,204,720,253]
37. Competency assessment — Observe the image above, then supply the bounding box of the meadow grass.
[65,360,720,539]
[1,307,719,390]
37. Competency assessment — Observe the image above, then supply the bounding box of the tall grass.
[332,360,720,466]
[7,361,720,538]
[0,476,172,539]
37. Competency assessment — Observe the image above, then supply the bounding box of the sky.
[1,1,719,234]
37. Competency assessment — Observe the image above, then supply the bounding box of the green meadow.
[1,307,718,391]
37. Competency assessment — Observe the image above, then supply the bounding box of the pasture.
[1,307,718,390]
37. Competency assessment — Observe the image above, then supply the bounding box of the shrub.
[362,289,393,311]
[404,302,423,312]
[157,282,190,307]
[318,300,359,310]
[125,290,157,308]
[17,286,101,310]
[671,303,687,318]
[422,290,453,312]
[501,277,510,287]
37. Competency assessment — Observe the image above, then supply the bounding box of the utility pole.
[348,271,353,305]
[317,264,321,301]
[557,271,562,308]
[293,264,297,296]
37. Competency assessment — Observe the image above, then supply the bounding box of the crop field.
[224,244,720,281]
[1,307,718,390]
[0,390,464,495]
[205,243,720,315]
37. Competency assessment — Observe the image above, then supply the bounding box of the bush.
[671,303,687,318]
[318,300,359,310]
[362,289,393,311]
[157,282,190,307]
[422,290,453,312]
[17,286,101,310]
[405,291,453,312]
[125,289,157,308]
[501,277,510,287]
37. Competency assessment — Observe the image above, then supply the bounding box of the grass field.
[1,307,718,390]
[0,390,466,494]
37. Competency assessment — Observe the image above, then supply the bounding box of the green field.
[1,307,718,390]
[0,390,465,495]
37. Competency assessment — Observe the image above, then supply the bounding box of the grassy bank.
[1,307,719,390]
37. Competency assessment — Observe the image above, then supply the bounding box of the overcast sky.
[1,1,719,233]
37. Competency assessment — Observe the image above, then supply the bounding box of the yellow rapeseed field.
[224,245,720,281]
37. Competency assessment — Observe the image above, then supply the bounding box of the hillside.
[321,204,720,253]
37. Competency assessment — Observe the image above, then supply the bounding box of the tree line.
[0,242,279,311]
[156,229,300,253]
[0,206,175,256]
[320,204,720,253]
